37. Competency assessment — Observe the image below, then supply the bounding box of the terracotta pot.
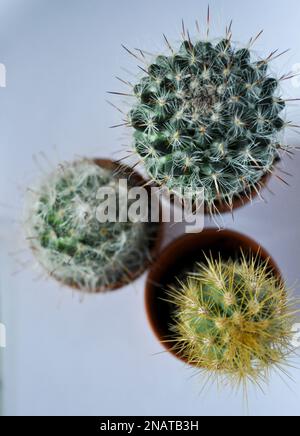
[145,228,282,363]
[51,158,164,293]
[205,171,272,215]
[162,158,279,215]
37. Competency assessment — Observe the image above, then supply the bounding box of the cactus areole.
[129,37,287,214]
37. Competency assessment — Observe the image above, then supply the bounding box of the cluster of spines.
[26,159,158,292]
[167,254,297,389]
[109,15,297,214]
[129,37,287,210]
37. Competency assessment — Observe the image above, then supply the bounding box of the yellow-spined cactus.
[167,253,298,389]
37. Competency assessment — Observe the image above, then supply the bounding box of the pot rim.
[145,228,283,363]
[155,161,278,216]
[33,157,164,294]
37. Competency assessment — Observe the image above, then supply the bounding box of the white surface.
[1,0,300,416]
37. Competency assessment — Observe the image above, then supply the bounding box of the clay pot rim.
[152,161,277,215]
[204,170,272,215]
[36,157,164,294]
[145,228,283,364]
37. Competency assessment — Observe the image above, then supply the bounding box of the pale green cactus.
[25,159,160,292]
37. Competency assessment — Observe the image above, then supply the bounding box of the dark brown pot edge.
[145,228,283,365]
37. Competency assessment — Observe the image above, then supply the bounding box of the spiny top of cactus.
[167,254,297,389]
[116,20,293,214]
[25,159,159,293]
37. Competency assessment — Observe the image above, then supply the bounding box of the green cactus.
[124,28,290,214]
[25,159,159,292]
[167,254,297,389]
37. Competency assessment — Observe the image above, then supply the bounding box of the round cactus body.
[129,37,287,213]
[167,254,296,387]
[26,159,159,292]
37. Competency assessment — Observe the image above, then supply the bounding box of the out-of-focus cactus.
[25,159,159,292]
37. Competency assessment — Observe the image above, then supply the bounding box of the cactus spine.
[117,20,292,214]
[167,254,297,388]
[25,159,159,292]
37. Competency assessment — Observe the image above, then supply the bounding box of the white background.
[1,0,300,416]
